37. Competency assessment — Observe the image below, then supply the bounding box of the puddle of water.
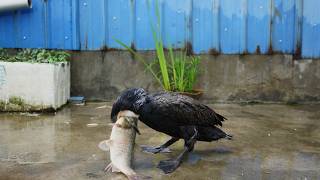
[0,103,319,180]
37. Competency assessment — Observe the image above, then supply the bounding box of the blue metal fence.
[0,0,319,58]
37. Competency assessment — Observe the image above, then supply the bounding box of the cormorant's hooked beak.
[111,115,117,123]
[123,116,141,135]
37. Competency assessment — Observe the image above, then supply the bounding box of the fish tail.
[128,174,152,180]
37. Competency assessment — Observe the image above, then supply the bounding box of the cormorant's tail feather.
[217,113,227,121]
[213,113,227,127]
[225,134,233,140]
[197,126,232,142]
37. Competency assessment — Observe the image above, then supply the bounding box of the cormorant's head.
[110,88,147,123]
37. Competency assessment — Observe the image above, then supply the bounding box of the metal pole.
[0,0,32,12]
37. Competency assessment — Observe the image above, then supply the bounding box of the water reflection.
[0,103,319,180]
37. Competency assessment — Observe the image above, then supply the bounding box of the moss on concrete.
[8,96,25,106]
[0,96,54,112]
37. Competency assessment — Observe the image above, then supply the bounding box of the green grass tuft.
[115,0,201,93]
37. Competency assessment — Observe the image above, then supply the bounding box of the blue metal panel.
[212,0,220,53]
[47,0,77,49]
[0,12,17,48]
[0,0,319,58]
[220,0,246,54]
[1,0,47,48]
[301,0,320,58]
[272,0,295,53]
[134,0,159,50]
[294,0,303,55]
[79,0,106,50]
[71,0,80,50]
[106,0,134,49]
[192,0,214,54]
[16,0,46,48]
[247,0,271,53]
[162,0,190,49]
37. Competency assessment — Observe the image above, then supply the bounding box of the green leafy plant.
[170,51,201,92]
[116,1,201,93]
[0,49,70,63]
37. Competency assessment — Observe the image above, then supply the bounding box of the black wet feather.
[111,88,231,141]
[142,91,226,127]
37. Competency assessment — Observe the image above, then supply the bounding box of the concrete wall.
[0,62,70,111]
[71,51,320,103]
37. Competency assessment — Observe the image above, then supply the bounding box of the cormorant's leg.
[157,128,198,174]
[141,137,179,154]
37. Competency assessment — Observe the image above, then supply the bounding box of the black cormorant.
[111,88,232,174]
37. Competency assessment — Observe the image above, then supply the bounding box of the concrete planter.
[0,62,70,111]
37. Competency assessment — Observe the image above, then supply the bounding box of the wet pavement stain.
[0,102,319,180]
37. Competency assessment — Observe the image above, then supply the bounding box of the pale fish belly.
[110,125,137,176]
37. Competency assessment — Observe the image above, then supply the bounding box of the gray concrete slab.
[0,103,319,180]
[71,52,320,103]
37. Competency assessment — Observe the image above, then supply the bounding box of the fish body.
[99,110,147,180]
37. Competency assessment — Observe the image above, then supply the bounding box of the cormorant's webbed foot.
[140,137,179,154]
[157,128,198,174]
[157,159,181,174]
[140,145,171,154]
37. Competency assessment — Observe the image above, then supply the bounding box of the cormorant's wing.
[145,92,226,127]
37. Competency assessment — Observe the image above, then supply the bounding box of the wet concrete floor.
[0,102,319,180]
